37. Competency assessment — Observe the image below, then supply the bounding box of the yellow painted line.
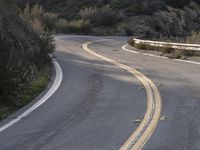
[82,40,162,150]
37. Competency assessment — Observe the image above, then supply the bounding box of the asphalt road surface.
[0,35,200,150]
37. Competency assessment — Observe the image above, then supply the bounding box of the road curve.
[83,40,162,150]
[0,35,200,150]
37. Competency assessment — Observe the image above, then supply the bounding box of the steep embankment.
[130,2,200,37]
[17,0,200,37]
[0,0,54,119]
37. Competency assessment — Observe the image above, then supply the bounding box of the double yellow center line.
[82,40,162,150]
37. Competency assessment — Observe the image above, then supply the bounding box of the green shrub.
[0,2,54,119]
[195,51,200,57]
[68,19,91,34]
[20,64,51,106]
[56,19,69,33]
[134,43,148,50]
[134,42,175,54]
[128,39,135,46]
[56,19,91,34]
[161,45,174,53]
[157,32,200,44]
[181,50,196,56]
[55,19,69,32]
[122,24,135,36]
[80,5,123,27]
[35,33,55,68]
[20,4,58,32]
[42,12,58,32]
[185,32,200,44]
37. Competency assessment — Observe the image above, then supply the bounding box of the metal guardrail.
[134,38,200,51]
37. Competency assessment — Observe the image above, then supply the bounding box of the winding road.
[0,35,200,150]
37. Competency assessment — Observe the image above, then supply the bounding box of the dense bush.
[20,4,58,32]
[111,0,166,15]
[185,32,200,44]
[20,4,92,34]
[17,0,200,37]
[0,0,54,118]
[80,5,123,27]
[155,32,200,44]
[56,19,91,34]
[166,0,193,8]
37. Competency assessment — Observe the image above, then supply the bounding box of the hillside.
[17,0,200,37]
[0,0,54,119]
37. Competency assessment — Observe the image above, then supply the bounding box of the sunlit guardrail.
[134,38,200,51]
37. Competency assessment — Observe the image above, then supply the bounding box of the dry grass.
[185,32,200,44]
[129,35,200,59]
[133,42,174,54]
[0,65,51,120]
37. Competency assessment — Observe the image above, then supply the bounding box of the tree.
[166,0,192,8]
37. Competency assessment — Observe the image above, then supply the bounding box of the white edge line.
[143,53,167,59]
[174,59,200,65]
[122,44,200,65]
[0,59,63,133]
[122,44,140,54]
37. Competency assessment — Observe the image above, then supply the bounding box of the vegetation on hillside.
[20,4,92,34]
[17,0,200,37]
[185,32,200,44]
[0,0,54,119]
[128,32,200,59]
